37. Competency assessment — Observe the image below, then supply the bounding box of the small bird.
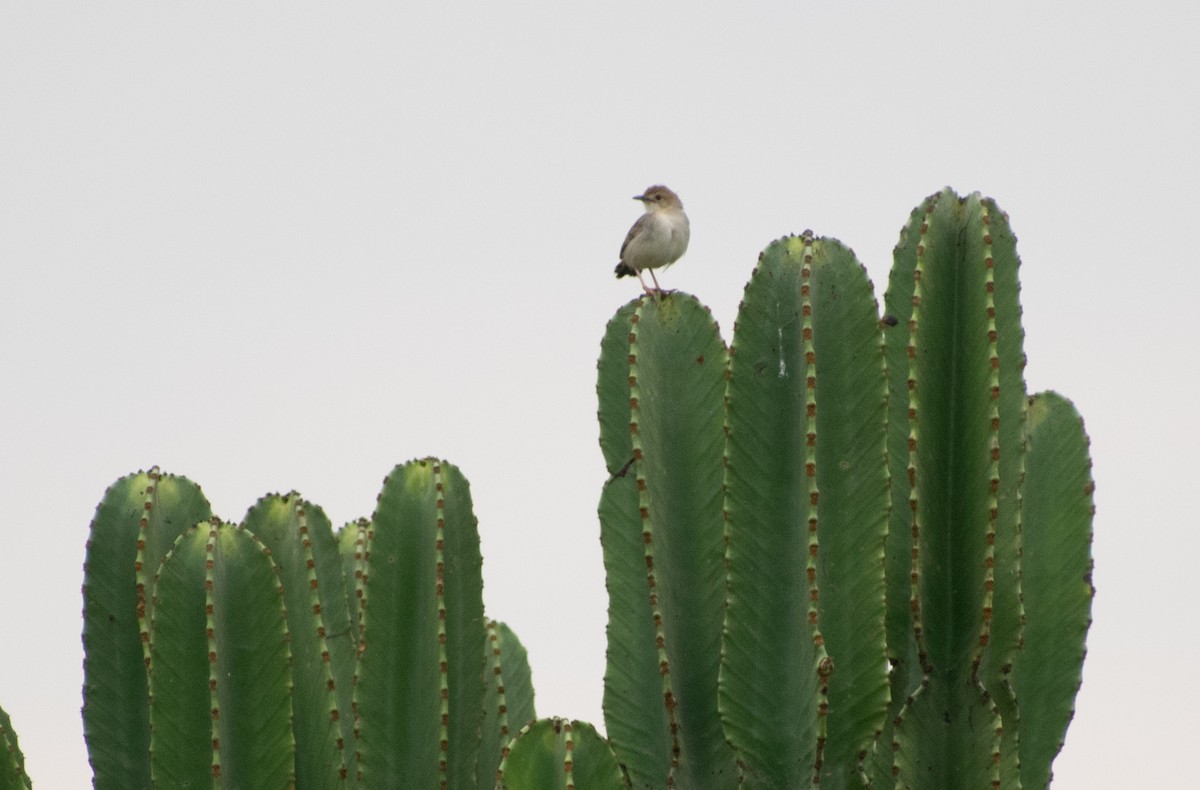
[615,185,690,296]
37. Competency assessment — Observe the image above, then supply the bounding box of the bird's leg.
[636,270,657,299]
[648,268,664,299]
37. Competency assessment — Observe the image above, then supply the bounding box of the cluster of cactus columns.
[0,187,1091,790]
[597,189,1093,789]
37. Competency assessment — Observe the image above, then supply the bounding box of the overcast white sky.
[2,2,1197,786]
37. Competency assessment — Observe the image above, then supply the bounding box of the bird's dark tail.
[614,262,635,278]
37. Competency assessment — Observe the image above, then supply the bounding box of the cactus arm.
[209,522,295,785]
[134,469,215,664]
[597,294,736,787]
[479,620,537,790]
[597,474,672,788]
[497,719,627,790]
[887,190,1010,786]
[592,291,739,782]
[720,236,822,790]
[975,198,1029,782]
[873,205,925,787]
[353,458,485,788]
[142,522,211,784]
[883,189,993,782]
[354,462,441,785]
[497,622,537,733]
[336,517,368,783]
[721,236,888,788]
[595,299,675,788]
[440,462,489,789]
[82,468,211,789]
[242,494,352,787]
[597,298,643,474]
[0,704,31,789]
[1014,392,1094,787]
[149,520,294,788]
[805,238,891,787]
[909,191,995,680]
[337,518,367,641]
[721,235,824,789]
[627,294,736,788]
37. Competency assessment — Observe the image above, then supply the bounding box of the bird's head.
[635,185,683,212]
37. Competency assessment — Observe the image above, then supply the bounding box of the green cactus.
[1013,392,1094,787]
[596,294,738,788]
[148,519,294,787]
[496,719,626,790]
[353,458,487,788]
[596,236,890,788]
[875,191,1007,785]
[74,459,520,789]
[242,494,356,786]
[55,188,1091,790]
[0,703,31,790]
[82,467,212,789]
[721,234,890,788]
[597,190,1092,789]
[875,189,1046,788]
[479,620,537,790]
[337,518,369,639]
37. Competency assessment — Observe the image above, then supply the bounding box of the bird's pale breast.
[621,211,690,272]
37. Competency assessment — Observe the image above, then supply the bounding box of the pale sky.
[2,2,1196,787]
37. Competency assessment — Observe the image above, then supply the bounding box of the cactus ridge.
[976,200,1002,674]
[242,492,351,787]
[485,621,513,743]
[904,200,932,676]
[797,236,832,785]
[976,197,1029,782]
[133,466,163,671]
[626,300,683,777]
[433,461,453,788]
[478,619,539,789]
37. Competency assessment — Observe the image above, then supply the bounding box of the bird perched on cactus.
[614,185,690,296]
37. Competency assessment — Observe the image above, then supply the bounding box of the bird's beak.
[633,194,649,202]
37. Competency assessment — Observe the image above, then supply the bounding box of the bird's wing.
[619,213,652,261]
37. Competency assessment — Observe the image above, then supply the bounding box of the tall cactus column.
[352,458,486,789]
[720,235,889,788]
[878,189,1036,788]
[82,468,212,789]
[596,294,737,789]
[1013,392,1094,787]
[243,494,357,786]
[148,519,295,787]
[880,190,1014,786]
[478,620,537,790]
